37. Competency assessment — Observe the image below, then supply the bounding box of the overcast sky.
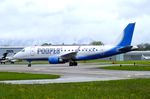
[0,0,150,46]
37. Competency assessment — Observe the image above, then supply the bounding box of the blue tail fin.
[117,23,135,46]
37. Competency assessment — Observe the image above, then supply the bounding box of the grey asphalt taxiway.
[0,63,150,84]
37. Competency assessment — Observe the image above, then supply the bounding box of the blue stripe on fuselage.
[75,47,120,60]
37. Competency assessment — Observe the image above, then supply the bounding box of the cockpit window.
[21,49,25,52]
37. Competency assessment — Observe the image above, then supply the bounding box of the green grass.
[14,60,111,65]
[0,72,60,80]
[100,65,150,71]
[80,60,150,65]
[0,79,150,99]
[80,59,111,63]
[13,59,111,65]
[113,60,150,65]
[13,60,49,65]
[2,60,150,65]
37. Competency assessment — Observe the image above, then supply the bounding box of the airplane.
[0,53,17,64]
[0,46,23,64]
[13,23,138,67]
[0,52,8,64]
[141,54,150,60]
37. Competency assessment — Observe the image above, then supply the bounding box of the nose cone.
[13,54,18,59]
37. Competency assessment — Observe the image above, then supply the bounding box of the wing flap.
[60,52,77,60]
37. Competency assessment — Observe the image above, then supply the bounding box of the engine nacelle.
[48,56,64,64]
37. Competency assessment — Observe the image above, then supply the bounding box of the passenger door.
[30,47,35,56]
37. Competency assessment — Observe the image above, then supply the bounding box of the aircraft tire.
[70,61,78,66]
[69,62,73,66]
[28,64,31,67]
[74,62,78,66]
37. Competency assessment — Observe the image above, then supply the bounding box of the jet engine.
[48,56,65,64]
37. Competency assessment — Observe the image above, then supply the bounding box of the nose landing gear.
[28,61,32,67]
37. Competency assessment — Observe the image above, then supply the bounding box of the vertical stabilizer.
[117,23,135,46]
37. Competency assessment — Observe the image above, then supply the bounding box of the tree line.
[137,43,150,51]
[41,42,150,51]
[41,41,104,46]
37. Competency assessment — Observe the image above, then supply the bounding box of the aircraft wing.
[60,46,80,60]
[60,52,77,60]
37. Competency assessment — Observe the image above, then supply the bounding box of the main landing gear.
[69,61,78,66]
[0,62,5,64]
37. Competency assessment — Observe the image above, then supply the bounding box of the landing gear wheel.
[28,64,31,67]
[28,61,32,67]
[74,62,78,66]
[69,62,73,66]
[69,61,78,66]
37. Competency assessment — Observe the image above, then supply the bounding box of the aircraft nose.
[13,53,20,59]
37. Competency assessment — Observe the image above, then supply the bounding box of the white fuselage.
[13,23,136,66]
[14,45,114,60]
